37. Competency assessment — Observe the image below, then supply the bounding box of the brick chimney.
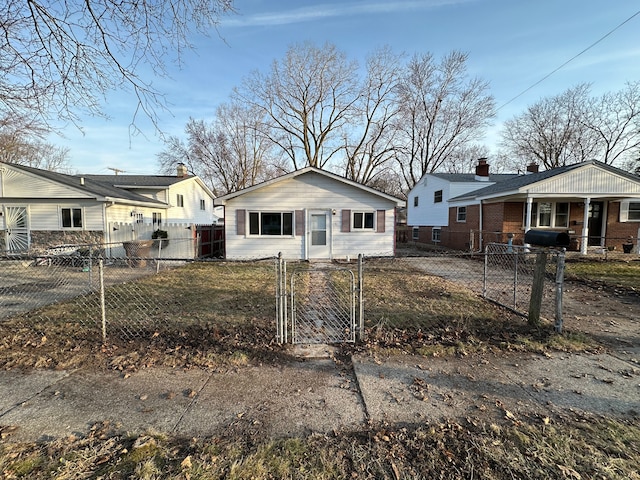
[526,162,539,174]
[475,158,490,181]
[177,163,188,178]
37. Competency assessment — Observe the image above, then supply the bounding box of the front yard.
[1,258,639,479]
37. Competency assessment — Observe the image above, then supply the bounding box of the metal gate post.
[357,254,364,341]
[513,249,519,309]
[554,248,566,333]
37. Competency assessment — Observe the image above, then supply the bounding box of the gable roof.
[214,166,405,206]
[450,161,640,202]
[4,163,167,206]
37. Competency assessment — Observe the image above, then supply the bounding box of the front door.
[588,202,604,246]
[4,206,30,253]
[308,211,331,259]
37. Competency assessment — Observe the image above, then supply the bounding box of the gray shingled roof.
[431,173,518,183]
[8,163,167,205]
[449,161,640,201]
[83,174,191,188]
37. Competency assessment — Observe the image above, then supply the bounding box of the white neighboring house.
[214,167,405,260]
[0,162,217,253]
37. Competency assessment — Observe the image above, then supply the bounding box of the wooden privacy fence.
[196,224,224,258]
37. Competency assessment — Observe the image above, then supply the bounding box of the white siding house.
[214,167,405,260]
[0,162,217,253]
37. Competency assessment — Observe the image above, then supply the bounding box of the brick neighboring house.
[407,159,640,254]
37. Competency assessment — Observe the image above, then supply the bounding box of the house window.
[432,227,441,243]
[526,202,569,228]
[248,212,293,236]
[620,200,640,222]
[61,208,82,228]
[153,212,162,225]
[200,199,205,210]
[177,194,184,207]
[456,206,467,222]
[554,202,569,227]
[353,212,374,230]
[412,227,419,241]
[134,213,144,224]
[414,196,419,207]
[434,190,443,203]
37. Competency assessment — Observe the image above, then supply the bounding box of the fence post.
[482,245,488,298]
[358,253,364,341]
[513,249,519,309]
[555,248,566,333]
[99,259,107,342]
[528,250,547,327]
[276,252,283,344]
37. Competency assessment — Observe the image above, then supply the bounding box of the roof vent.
[177,163,188,178]
[80,177,85,185]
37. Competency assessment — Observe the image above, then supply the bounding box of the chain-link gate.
[276,254,364,344]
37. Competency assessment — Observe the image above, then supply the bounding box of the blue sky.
[53,0,640,174]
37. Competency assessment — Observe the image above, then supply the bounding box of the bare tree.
[235,42,360,170]
[582,81,640,166]
[157,102,276,195]
[1,0,234,128]
[394,51,495,189]
[500,84,599,169]
[441,144,491,173]
[343,46,401,186]
[0,115,72,172]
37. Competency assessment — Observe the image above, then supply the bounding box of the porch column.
[581,197,590,255]
[524,197,533,248]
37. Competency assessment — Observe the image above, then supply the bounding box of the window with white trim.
[434,190,443,203]
[353,211,374,230]
[249,212,293,236]
[176,194,184,207]
[456,206,467,222]
[525,202,570,228]
[412,227,419,241]
[432,227,441,242]
[61,207,82,228]
[200,199,205,210]
[620,200,640,222]
[153,212,162,225]
[413,196,419,207]
[134,213,144,224]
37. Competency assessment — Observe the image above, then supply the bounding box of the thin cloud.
[225,0,474,27]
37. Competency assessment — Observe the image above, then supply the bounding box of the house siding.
[223,173,398,260]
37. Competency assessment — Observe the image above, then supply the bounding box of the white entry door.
[308,211,331,259]
[4,206,30,253]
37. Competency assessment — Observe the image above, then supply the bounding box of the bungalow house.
[0,162,217,254]
[213,167,405,260]
[407,159,640,254]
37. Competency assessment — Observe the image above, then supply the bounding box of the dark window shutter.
[236,209,245,235]
[342,209,351,232]
[376,210,385,233]
[295,210,305,236]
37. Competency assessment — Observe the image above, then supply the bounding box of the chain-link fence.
[0,240,206,342]
[392,244,565,330]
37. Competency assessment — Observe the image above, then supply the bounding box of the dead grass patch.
[2,415,638,479]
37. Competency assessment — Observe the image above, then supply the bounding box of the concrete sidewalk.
[1,350,638,443]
